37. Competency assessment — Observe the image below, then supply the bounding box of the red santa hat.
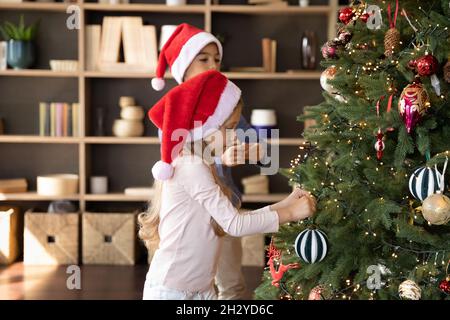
[151,23,223,91]
[148,70,241,180]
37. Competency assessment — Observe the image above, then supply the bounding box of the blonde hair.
[138,101,243,256]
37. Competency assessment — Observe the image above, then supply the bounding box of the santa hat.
[148,70,241,180]
[151,23,223,91]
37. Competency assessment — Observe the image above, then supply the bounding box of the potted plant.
[0,14,40,70]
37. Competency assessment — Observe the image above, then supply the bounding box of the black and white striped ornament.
[408,166,443,201]
[294,228,328,264]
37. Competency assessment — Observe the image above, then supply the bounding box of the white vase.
[90,176,108,194]
[166,0,186,7]
[299,0,309,7]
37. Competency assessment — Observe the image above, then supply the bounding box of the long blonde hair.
[138,101,243,256]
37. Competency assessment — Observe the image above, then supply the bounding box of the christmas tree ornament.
[439,278,450,294]
[339,7,355,25]
[398,280,421,300]
[422,194,450,225]
[420,157,449,225]
[384,0,400,57]
[308,285,325,300]
[412,53,441,95]
[321,40,338,59]
[415,54,439,77]
[320,66,337,93]
[439,262,450,294]
[295,228,328,264]
[398,80,430,133]
[408,166,443,201]
[337,28,352,45]
[267,238,300,288]
[374,129,385,161]
[444,59,450,83]
[360,12,369,23]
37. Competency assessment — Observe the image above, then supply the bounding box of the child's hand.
[221,143,264,167]
[272,187,310,210]
[286,193,316,222]
[271,188,316,224]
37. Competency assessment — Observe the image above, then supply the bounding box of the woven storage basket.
[82,212,137,265]
[24,210,79,265]
[0,206,21,265]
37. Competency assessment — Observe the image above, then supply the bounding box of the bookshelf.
[0,0,340,212]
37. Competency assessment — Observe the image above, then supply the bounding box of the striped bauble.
[408,166,442,201]
[294,228,328,264]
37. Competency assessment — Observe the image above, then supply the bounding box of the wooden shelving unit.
[0,0,339,211]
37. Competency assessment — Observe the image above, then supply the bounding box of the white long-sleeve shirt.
[144,154,279,293]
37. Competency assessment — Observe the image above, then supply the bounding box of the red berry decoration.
[339,7,355,25]
[439,278,450,294]
[416,54,439,77]
[360,13,370,23]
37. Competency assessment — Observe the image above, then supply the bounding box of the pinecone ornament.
[444,60,450,83]
[384,28,400,57]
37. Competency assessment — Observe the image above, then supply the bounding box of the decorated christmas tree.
[255,0,450,300]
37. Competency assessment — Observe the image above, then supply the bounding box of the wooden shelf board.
[84,193,151,202]
[210,5,331,15]
[0,2,71,11]
[0,135,305,146]
[241,193,288,203]
[84,136,160,144]
[0,69,79,78]
[0,69,321,80]
[84,71,321,80]
[0,192,80,201]
[82,3,207,13]
[0,135,80,144]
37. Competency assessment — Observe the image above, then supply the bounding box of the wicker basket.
[82,212,137,265]
[0,206,21,265]
[24,210,79,265]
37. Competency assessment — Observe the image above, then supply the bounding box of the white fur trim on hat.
[151,77,165,91]
[186,79,241,142]
[171,32,223,84]
[152,160,174,180]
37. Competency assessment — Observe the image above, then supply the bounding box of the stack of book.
[248,0,288,6]
[39,102,79,137]
[85,16,158,73]
[241,175,269,195]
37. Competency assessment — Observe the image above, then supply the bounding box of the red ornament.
[339,7,355,25]
[415,54,439,77]
[374,129,385,160]
[267,239,300,288]
[360,13,370,23]
[439,278,450,294]
[321,40,338,59]
[398,80,430,134]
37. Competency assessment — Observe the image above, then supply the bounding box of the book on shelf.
[262,38,277,72]
[99,17,122,64]
[86,25,101,71]
[97,16,158,73]
[0,178,27,193]
[39,102,79,137]
[122,17,145,66]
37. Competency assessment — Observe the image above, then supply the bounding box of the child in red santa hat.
[139,68,316,300]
